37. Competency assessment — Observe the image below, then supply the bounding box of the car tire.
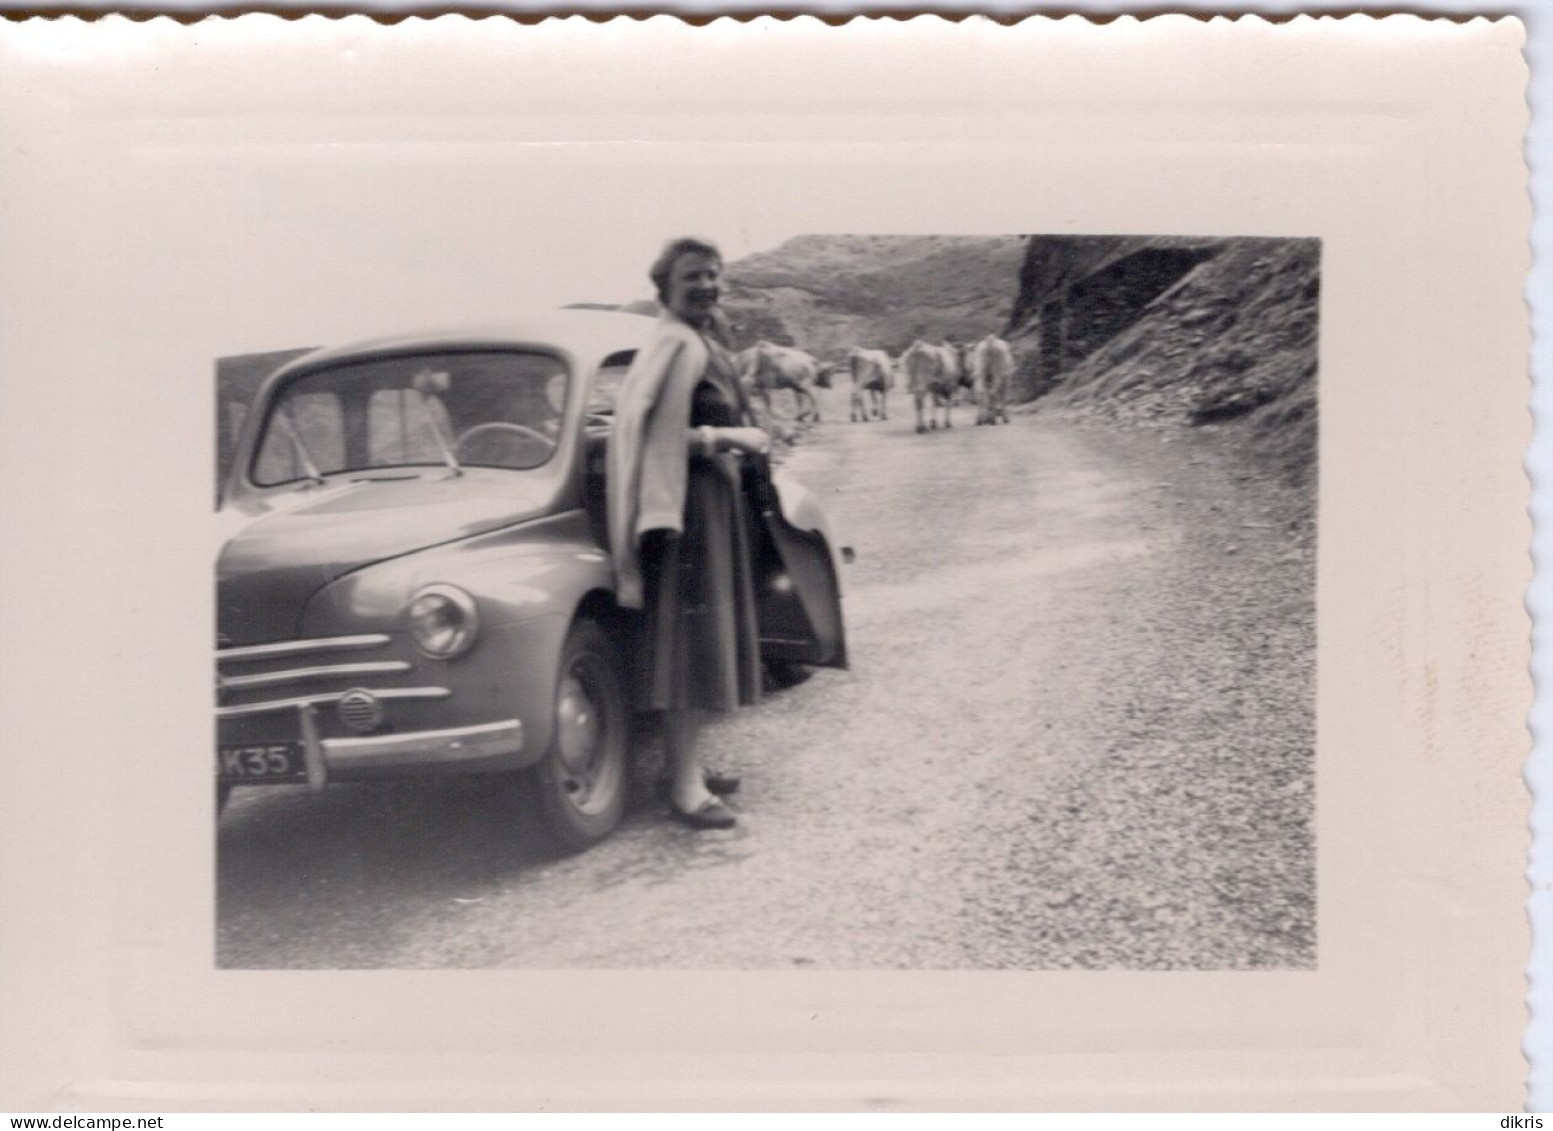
[526,619,630,853]
[764,659,814,691]
[217,783,232,815]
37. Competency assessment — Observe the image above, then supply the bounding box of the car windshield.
[252,349,569,487]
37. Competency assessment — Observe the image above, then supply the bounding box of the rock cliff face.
[1008,235,1319,485]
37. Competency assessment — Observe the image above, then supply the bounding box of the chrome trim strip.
[216,686,450,720]
[218,634,391,663]
[324,720,523,770]
[221,661,410,691]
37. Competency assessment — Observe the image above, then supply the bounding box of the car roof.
[273,307,661,377]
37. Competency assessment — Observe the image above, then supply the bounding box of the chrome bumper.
[324,719,524,774]
[221,701,523,788]
[218,634,524,787]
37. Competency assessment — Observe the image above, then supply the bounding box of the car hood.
[216,475,550,645]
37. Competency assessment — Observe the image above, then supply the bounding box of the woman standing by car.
[606,237,772,830]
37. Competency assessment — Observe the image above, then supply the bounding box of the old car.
[216,309,848,850]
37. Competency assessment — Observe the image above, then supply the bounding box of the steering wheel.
[454,422,558,464]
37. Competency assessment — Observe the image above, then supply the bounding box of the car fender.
[769,467,849,595]
[298,513,620,764]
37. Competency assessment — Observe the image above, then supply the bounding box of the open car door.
[743,455,848,671]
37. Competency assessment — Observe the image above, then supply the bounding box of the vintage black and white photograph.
[3,13,1533,1111]
[214,230,1319,970]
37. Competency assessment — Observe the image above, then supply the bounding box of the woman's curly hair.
[649,236,723,300]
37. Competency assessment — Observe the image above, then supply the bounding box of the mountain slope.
[721,234,1025,358]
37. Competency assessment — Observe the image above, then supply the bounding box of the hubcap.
[554,662,613,814]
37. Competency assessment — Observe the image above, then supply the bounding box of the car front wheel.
[526,620,630,852]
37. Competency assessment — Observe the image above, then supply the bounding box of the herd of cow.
[735,334,1018,434]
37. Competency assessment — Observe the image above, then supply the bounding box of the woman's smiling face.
[663,251,723,328]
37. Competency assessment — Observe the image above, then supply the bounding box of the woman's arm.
[686,425,770,457]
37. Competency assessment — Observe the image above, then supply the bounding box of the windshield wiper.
[275,408,326,487]
[411,370,463,477]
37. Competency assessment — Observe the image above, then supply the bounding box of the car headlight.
[406,584,480,659]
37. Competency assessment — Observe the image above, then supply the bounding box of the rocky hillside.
[1007,235,1319,488]
[720,234,1024,359]
[718,232,1318,488]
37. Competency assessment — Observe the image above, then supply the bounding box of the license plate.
[217,742,307,782]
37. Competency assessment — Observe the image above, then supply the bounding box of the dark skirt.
[638,455,763,714]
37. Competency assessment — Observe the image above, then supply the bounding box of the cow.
[738,341,822,423]
[845,346,894,422]
[943,341,974,405]
[900,340,958,433]
[968,334,1016,425]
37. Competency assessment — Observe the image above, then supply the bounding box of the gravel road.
[217,389,1314,969]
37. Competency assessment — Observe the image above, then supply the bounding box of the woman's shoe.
[667,796,738,830]
[703,771,741,796]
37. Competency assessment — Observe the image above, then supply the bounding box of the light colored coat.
[605,311,710,609]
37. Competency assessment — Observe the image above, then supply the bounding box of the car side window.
[253,391,345,484]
